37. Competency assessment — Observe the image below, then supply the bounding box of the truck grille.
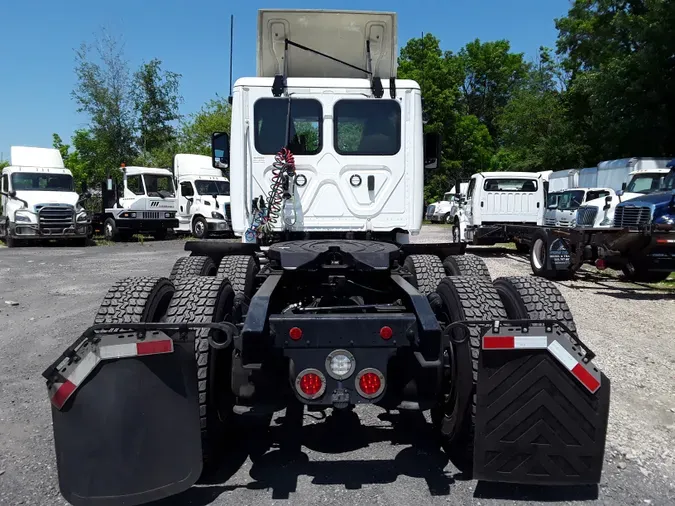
[142,211,161,220]
[426,205,436,219]
[576,207,598,227]
[36,205,74,230]
[544,217,556,227]
[613,205,651,228]
[224,203,231,221]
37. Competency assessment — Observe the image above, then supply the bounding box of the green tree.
[179,96,231,156]
[555,0,675,159]
[457,39,530,140]
[132,59,182,157]
[72,31,137,171]
[0,160,9,170]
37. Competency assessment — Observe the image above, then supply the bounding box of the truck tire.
[432,276,508,473]
[165,276,235,469]
[403,254,446,295]
[529,230,574,280]
[443,254,491,281]
[494,276,577,335]
[94,277,175,328]
[216,255,259,298]
[170,255,218,281]
[4,224,18,248]
[622,262,671,283]
[103,218,119,242]
[443,213,453,224]
[192,216,208,239]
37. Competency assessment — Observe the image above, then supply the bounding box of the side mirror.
[423,132,441,170]
[9,189,16,198]
[212,132,230,170]
[603,195,612,210]
[616,190,624,197]
[621,182,627,191]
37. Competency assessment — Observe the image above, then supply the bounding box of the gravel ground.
[1,226,674,506]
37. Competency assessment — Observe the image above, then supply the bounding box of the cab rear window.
[483,179,538,192]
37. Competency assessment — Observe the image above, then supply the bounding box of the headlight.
[14,211,34,223]
[570,219,577,228]
[211,211,225,220]
[120,212,137,218]
[164,212,175,218]
[599,217,611,226]
[76,211,89,222]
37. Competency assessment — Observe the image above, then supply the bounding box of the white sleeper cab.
[0,146,91,247]
[173,154,232,239]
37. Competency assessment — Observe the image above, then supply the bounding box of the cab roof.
[123,166,173,177]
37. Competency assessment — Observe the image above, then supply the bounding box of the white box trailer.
[578,167,598,188]
[596,157,672,191]
[548,169,579,193]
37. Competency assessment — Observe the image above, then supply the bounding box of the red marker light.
[380,326,393,340]
[289,327,303,340]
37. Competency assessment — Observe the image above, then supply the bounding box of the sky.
[0,0,572,161]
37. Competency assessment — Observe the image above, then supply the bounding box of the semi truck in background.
[0,146,91,247]
[90,164,178,241]
[425,183,468,224]
[173,154,232,239]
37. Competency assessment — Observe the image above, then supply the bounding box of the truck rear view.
[42,9,611,506]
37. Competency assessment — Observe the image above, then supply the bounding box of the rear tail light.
[295,368,326,399]
[355,368,385,399]
[379,326,393,340]
[595,258,607,270]
[289,327,303,340]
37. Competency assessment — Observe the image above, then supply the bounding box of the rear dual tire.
[432,275,580,476]
[405,254,491,296]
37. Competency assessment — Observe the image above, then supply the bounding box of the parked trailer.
[42,10,610,506]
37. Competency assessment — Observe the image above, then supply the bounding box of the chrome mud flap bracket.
[42,322,235,506]
[469,319,610,486]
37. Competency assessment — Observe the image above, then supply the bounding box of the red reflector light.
[379,326,393,340]
[299,373,323,396]
[289,327,303,340]
[483,336,515,349]
[571,363,601,393]
[359,372,381,396]
[595,258,607,270]
[136,340,173,356]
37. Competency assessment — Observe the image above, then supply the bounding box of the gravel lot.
[1,225,674,506]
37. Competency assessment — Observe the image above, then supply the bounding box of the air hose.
[245,147,297,241]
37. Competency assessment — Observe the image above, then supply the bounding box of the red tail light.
[295,368,326,399]
[289,327,303,340]
[595,259,607,270]
[355,368,385,399]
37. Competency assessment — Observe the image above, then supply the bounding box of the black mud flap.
[472,321,610,485]
[44,327,205,506]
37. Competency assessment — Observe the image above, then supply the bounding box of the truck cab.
[544,187,613,227]
[173,154,231,239]
[0,146,91,247]
[575,168,671,228]
[455,171,546,244]
[210,9,441,245]
[94,165,179,241]
[426,183,467,223]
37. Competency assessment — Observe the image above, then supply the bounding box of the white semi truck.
[173,154,232,239]
[425,183,468,224]
[0,146,91,247]
[91,164,178,241]
[44,10,611,506]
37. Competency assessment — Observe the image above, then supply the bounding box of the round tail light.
[595,258,607,271]
[295,368,326,399]
[355,368,385,399]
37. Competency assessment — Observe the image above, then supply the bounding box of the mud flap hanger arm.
[42,322,239,382]
[272,38,393,99]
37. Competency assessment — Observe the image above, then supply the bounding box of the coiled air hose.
[246,147,296,241]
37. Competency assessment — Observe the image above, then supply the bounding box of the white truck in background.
[91,165,178,241]
[575,166,672,228]
[426,183,468,224]
[0,146,91,247]
[173,154,232,239]
[453,171,547,249]
[544,187,614,227]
